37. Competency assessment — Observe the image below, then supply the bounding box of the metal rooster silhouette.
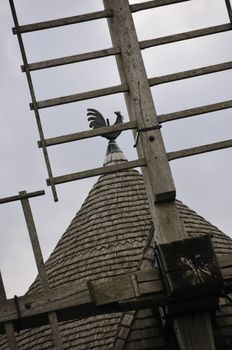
[87,108,124,141]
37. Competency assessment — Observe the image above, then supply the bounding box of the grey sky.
[0,0,231,297]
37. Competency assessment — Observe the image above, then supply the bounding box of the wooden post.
[0,273,18,349]
[103,0,216,348]
[19,191,64,349]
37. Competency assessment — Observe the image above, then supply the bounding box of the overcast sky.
[0,0,231,298]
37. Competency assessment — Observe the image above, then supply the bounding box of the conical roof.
[1,143,232,349]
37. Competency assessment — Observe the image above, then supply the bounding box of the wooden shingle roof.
[0,146,232,349]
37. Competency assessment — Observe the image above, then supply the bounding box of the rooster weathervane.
[87,108,124,141]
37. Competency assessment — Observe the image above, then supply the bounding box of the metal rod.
[9,0,58,202]
[0,273,18,349]
[12,9,113,34]
[130,0,190,12]
[0,190,45,204]
[168,139,232,160]
[19,191,64,349]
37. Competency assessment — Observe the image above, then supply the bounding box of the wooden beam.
[30,84,128,110]
[21,47,120,72]
[0,190,45,204]
[168,139,232,161]
[0,268,166,333]
[104,0,178,204]
[158,99,232,123]
[140,23,232,49]
[9,0,58,201]
[225,0,232,23]
[19,191,64,349]
[12,9,113,34]
[130,0,190,12]
[149,61,232,86]
[38,121,137,148]
[46,159,146,186]
[0,255,231,333]
[0,273,18,349]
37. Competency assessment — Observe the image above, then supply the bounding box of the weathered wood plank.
[130,0,190,12]
[46,159,146,186]
[167,139,232,161]
[174,313,216,350]
[140,23,232,49]
[9,0,58,201]
[158,99,232,123]
[0,269,165,332]
[22,47,120,72]
[38,121,137,148]
[104,0,177,204]
[13,10,113,34]
[149,61,232,86]
[225,0,232,23]
[0,273,18,349]
[19,191,64,349]
[30,84,128,110]
[0,190,45,204]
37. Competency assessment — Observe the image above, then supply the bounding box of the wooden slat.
[22,24,232,72]
[46,158,146,186]
[0,254,231,333]
[13,9,113,34]
[19,191,64,349]
[0,273,18,349]
[38,121,137,148]
[149,61,232,86]
[140,23,232,50]
[30,84,128,110]
[22,47,120,72]
[0,190,45,204]
[130,0,190,12]
[168,139,232,161]
[225,0,232,23]
[158,99,232,123]
[9,0,58,201]
[0,268,166,332]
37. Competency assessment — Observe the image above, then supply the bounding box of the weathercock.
[87,108,124,141]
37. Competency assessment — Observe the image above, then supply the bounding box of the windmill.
[0,0,232,349]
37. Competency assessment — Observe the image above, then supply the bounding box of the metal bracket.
[133,124,162,147]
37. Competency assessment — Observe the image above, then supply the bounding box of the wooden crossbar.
[130,0,190,12]
[12,0,190,35]
[12,10,113,34]
[158,99,232,123]
[38,121,137,148]
[168,139,232,161]
[149,61,232,86]
[46,159,146,186]
[140,23,232,49]
[30,84,128,110]
[0,254,231,333]
[29,60,232,111]
[21,47,120,72]
[0,190,45,204]
[21,24,231,73]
